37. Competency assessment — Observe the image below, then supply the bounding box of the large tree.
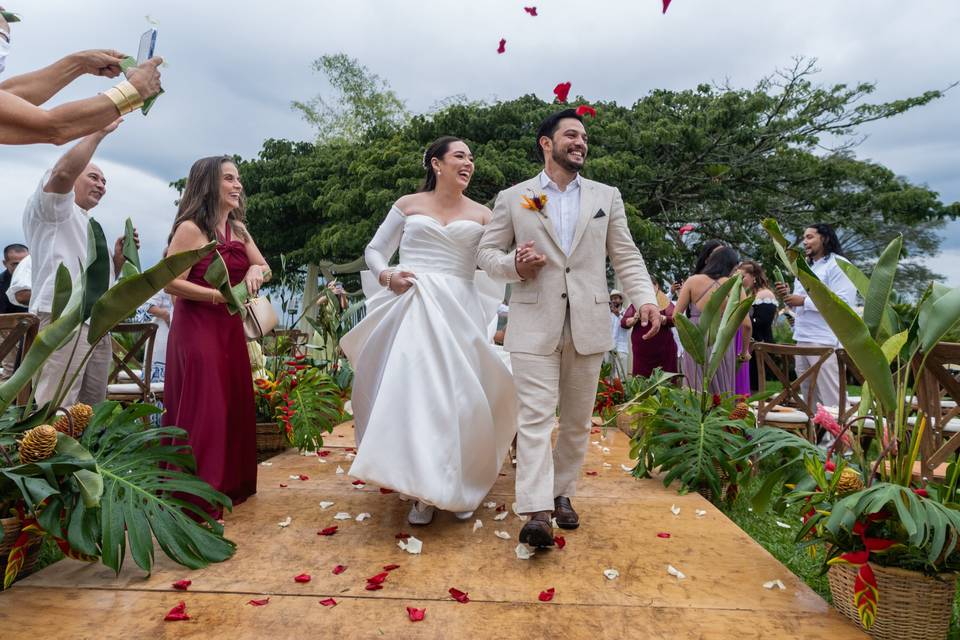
[242,58,958,295]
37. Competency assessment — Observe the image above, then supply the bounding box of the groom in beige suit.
[477,109,661,547]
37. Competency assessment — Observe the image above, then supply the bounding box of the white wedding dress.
[340,207,518,512]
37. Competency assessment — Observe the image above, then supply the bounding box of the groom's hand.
[638,303,662,340]
[515,241,547,280]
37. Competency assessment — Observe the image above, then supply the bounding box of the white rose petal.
[494,530,510,539]
[602,462,612,468]
[515,543,535,560]
[775,520,792,529]
[319,501,335,510]
[603,569,620,580]
[345,453,356,460]
[670,505,681,516]
[317,458,327,464]
[277,516,292,528]
[398,536,423,554]
[602,447,611,454]
[494,511,508,521]
[259,461,273,467]
[352,483,366,490]
[356,512,372,522]
[334,512,352,520]
[289,475,301,480]
[473,520,483,533]
[621,464,633,472]
[483,502,497,509]
[301,450,316,456]
[695,509,707,518]
[763,579,787,590]
[667,564,686,580]
[551,517,559,529]
[335,466,345,475]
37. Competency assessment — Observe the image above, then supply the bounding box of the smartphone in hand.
[137,28,157,64]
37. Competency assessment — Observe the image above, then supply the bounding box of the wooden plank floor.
[0,422,865,639]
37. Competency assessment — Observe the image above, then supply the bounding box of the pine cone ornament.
[53,403,94,436]
[728,401,750,421]
[836,467,865,495]
[18,425,58,464]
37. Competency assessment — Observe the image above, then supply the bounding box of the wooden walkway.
[0,422,864,639]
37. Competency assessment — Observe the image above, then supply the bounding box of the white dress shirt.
[6,255,30,307]
[610,310,630,355]
[791,253,858,347]
[539,171,581,255]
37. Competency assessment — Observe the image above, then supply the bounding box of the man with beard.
[23,118,135,406]
[477,109,661,547]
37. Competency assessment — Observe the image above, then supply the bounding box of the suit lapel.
[568,180,596,256]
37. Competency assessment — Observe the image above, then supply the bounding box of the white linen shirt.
[539,171,581,255]
[6,255,31,307]
[610,310,630,354]
[791,253,858,347]
[22,171,111,315]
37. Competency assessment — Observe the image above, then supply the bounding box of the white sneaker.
[407,501,435,525]
[454,511,474,520]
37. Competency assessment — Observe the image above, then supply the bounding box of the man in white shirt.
[776,223,857,416]
[6,253,30,308]
[23,118,132,407]
[607,289,630,377]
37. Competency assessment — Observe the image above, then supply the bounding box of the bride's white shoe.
[407,501,436,525]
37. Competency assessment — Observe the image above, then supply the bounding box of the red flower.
[662,0,672,14]
[825,459,836,472]
[247,598,270,606]
[449,587,470,603]
[678,223,696,236]
[554,82,571,103]
[332,565,347,575]
[407,606,426,621]
[294,573,311,583]
[171,579,191,591]
[813,404,852,448]
[913,488,929,498]
[712,393,722,407]
[497,38,506,54]
[524,6,538,16]
[319,598,337,607]
[554,535,566,549]
[575,105,596,118]
[383,564,401,571]
[164,601,190,621]
[538,588,556,602]
[318,526,338,536]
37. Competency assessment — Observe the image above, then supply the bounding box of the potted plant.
[748,220,960,637]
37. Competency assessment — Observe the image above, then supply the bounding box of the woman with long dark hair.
[739,260,777,392]
[340,137,518,526]
[163,156,270,515]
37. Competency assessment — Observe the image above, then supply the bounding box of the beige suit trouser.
[35,313,112,407]
[510,310,604,514]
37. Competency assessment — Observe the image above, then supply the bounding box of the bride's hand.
[388,270,417,295]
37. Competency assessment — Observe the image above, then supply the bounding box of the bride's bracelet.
[384,269,396,292]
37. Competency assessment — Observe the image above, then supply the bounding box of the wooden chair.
[271,328,309,358]
[106,322,162,404]
[0,312,39,405]
[753,342,835,443]
[912,342,960,478]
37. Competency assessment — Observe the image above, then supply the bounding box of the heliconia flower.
[449,587,470,603]
[575,105,596,118]
[813,404,852,447]
[554,82,572,103]
[497,38,506,54]
[825,459,836,472]
[678,223,696,236]
[407,606,426,621]
[524,6,538,16]
[913,488,929,498]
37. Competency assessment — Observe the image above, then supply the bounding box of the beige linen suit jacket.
[477,176,657,356]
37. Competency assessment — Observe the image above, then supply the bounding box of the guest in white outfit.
[146,289,173,382]
[606,289,630,378]
[340,137,518,526]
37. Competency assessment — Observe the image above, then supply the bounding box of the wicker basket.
[828,562,957,639]
[256,422,287,454]
[0,516,43,586]
[614,405,642,438]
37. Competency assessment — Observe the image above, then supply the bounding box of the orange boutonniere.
[521,192,549,215]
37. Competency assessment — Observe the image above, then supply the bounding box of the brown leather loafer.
[518,512,555,548]
[553,496,580,530]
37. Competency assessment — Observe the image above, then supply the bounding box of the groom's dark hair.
[535,109,584,161]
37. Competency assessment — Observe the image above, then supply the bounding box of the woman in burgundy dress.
[163,156,270,515]
[622,277,678,377]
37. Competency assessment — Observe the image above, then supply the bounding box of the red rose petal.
[172,579,192,591]
[247,598,270,606]
[365,583,384,591]
[345,447,356,453]
[319,598,337,607]
[298,474,309,481]
[538,587,556,602]
[495,504,506,512]
[379,488,394,494]
[449,587,470,603]
[575,105,597,118]
[585,471,599,477]
[497,38,506,54]
[294,573,311,583]
[279,483,288,488]
[395,532,411,540]
[367,572,390,585]
[407,606,426,621]
[553,536,566,549]
[590,427,601,434]
[524,6,538,16]
[164,601,190,621]
[318,526,338,536]
[657,532,671,539]
[383,564,400,571]
[553,82,571,103]
[318,451,330,457]
[352,480,365,486]
[662,0,672,14]
[332,565,347,575]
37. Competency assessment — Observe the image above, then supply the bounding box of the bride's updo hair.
[419,136,463,192]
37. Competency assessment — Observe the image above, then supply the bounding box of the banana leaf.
[919,284,960,352]
[706,295,754,383]
[762,218,799,276]
[862,236,902,340]
[836,256,899,340]
[50,264,72,323]
[673,312,705,366]
[88,242,216,342]
[121,218,141,274]
[203,251,249,315]
[81,219,111,323]
[698,276,739,347]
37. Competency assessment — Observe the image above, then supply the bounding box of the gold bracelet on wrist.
[103,86,135,116]
[102,81,144,116]
[114,80,145,110]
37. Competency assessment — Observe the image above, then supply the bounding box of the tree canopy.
[240,57,958,295]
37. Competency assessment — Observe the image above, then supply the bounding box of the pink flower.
[813,404,851,448]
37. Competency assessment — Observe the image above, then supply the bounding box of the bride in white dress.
[340,137,518,525]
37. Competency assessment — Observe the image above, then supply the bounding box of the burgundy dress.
[163,226,257,512]
[623,303,679,378]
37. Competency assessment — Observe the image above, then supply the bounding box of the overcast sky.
[1,0,958,283]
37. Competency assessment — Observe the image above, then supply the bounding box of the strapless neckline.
[403,213,485,230]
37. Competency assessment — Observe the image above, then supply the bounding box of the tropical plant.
[748,219,960,630]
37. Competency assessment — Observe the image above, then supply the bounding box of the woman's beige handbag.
[243,297,278,341]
